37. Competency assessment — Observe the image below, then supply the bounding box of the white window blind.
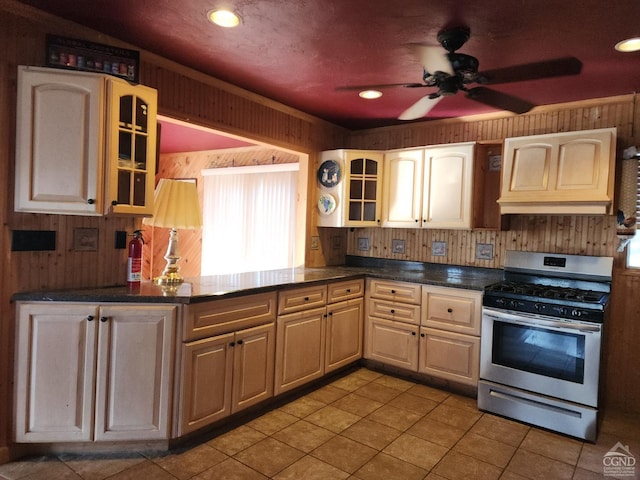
[201,163,299,275]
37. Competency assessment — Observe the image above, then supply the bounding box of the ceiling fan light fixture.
[208,9,241,28]
[615,37,640,52]
[359,89,382,99]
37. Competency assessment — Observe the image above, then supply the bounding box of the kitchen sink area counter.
[12,259,503,304]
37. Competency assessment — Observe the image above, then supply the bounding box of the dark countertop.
[12,258,504,304]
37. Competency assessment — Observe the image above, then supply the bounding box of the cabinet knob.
[87,315,95,321]
[346,288,351,293]
[415,219,419,223]
[237,339,243,345]
[423,219,426,223]
[230,341,235,347]
[390,309,395,314]
[304,296,310,301]
[411,331,416,336]
[328,311,333,316]
[100,316,108,322]
[391,289,396,294]
[87,199,95,205]
[421,333,425,337]
[111,200,118,206]
[447,308,453,313]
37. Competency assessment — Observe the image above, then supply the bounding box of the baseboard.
[0,446,10,465]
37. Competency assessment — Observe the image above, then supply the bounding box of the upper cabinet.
[382,142,474,229]
[497,127,616,215]
[317,150,384,227]
[14,66,157,216]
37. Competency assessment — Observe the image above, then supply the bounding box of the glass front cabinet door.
[316,150,383,227]
[106,80,157,215]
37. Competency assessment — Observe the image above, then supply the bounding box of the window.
[626,158,640,268]
[201,163,299,275]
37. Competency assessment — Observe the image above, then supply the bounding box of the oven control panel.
[482,295,605,323]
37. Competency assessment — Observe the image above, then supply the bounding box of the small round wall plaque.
[317,193,337,215]
[317,160,341,188]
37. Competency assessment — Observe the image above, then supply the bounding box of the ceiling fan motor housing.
[437,26,471,52]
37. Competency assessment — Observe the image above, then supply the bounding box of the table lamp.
[142,179,202,285]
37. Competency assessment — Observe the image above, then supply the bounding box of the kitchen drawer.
[367,278,422,304]
[327,278,364,304]
[367,298,421,325]
[277,284,327,315]
[183,292,277,341]
[422,286,482,335]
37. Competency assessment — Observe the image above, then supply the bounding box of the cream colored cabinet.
[275,284,327,394]
[498,127,616,214]
[178,292,276,435]
[317,149,384,227]
[325,279,365,373]
[275,305,326,395]
[364,279,421,370]
[382,142,474,229]
[275,279,364,393]
[15,302,176,443]
[419,286,482,386]
[14,65,157,216]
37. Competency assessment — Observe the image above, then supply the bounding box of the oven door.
[480,307,602,407]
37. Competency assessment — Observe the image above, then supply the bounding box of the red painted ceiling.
[17,0,640,131]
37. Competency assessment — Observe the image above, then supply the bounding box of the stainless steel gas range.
[478,251,613,442]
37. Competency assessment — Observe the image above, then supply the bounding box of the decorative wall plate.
[317,160,341,188]
[317,193,337,215]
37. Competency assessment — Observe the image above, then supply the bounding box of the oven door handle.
[483,308,601,333]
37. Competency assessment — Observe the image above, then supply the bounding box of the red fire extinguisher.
[127,230,144,289]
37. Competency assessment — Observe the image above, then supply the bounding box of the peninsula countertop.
[12,259,504,304]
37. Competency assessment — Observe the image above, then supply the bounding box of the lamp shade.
[143,179,202,229]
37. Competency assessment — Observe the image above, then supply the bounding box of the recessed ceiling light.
[208,9,241,28]
[359,90,382,99]
[615,37,640,52]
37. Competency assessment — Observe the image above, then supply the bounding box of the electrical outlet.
[115,231,127,249]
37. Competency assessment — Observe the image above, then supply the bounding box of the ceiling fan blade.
[336,82,426,91]
[408,44,454,75]
[398,95,443,120]
[466,87,534,114]
[478,57,582,85]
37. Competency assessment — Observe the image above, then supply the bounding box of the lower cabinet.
[365,316,419,370]
[420,286,482,386]
[365,280,482,387]
[14,302,176,443]
[418,328,480,384]
[178,292,277,436]
[180,323,275,434]
[274,306,326,395]
[275,279,364,395]
[364,278,422,370]
[325,297,364,373]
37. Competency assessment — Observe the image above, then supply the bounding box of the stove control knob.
[572,309,582,317]
[534,303,542,311]
[495,298,506,306]
[559,307,568,316]
[509,300,519,309]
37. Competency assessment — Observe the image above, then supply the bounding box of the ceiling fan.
[343,26,583,120]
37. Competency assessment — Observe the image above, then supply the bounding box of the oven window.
[492,321,585,383]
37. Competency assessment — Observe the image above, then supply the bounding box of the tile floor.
[1,368,639,480]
